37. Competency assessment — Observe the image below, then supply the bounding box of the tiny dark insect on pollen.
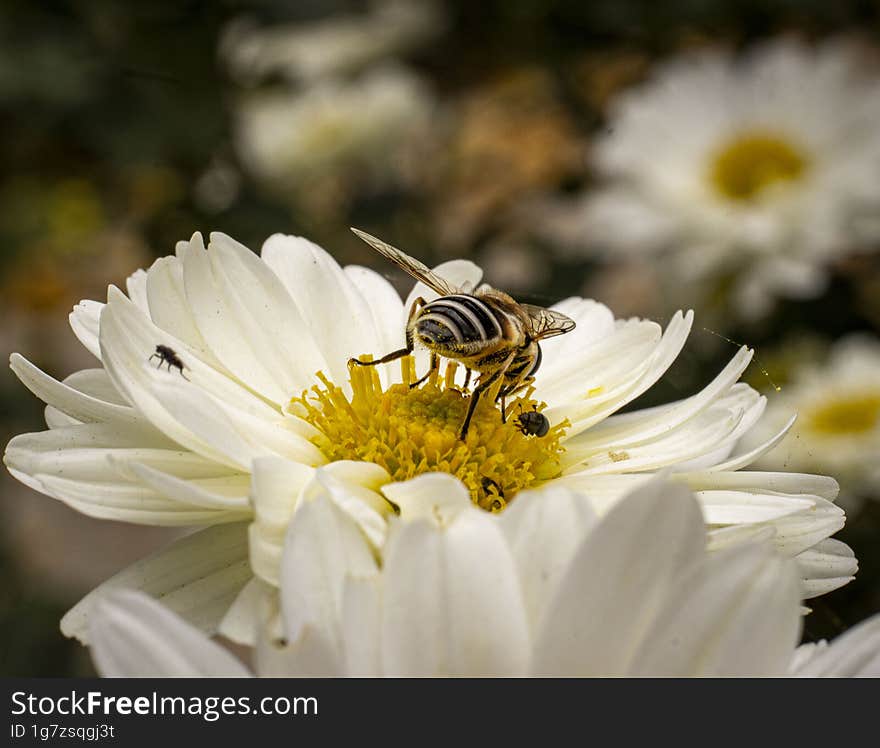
[515,405,550,438]
[149,344,189,380]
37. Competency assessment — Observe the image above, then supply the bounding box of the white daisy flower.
[222,0,444,85]
[236,65,432,191]
[4,230,854,645]
[576,37,880,317]
[741,335,880,508]
[85,480,880,677]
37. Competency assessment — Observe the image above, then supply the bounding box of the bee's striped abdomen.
[506,343,542,381]
[417,294,504,346]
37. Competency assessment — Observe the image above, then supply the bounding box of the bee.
[515,404,550,438]
[348,228,575,439]
[149,344,189,380]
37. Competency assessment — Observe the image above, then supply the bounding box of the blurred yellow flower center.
[710,132,808,202]
[302,116,350,156]
[292,356,567,512]
[806,393,880,436]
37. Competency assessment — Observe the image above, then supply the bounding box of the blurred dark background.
[2,0,880,676]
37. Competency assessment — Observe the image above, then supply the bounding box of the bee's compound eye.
[417,319,457,346]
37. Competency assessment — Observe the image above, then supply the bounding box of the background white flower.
[221,0,444,85]
[235,65,433,193]
[86,479,880,677]
[4,231,855,646]
[741,335,880,510]
[572,37,880,317]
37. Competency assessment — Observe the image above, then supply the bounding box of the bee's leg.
[499,395,507,423]
[462,367,472,391]
[349,297,425,368]
[409,353,438,389]
[350,345,411,368]
[459,352,516,440]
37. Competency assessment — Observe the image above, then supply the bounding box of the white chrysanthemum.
[577,37,880,316]
[4,230,855,645]
[236,65,432,189]
[86,480,880,677]
[741,336,880,507]
[222,0,444,84]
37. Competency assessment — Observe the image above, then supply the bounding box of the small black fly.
[150,344,189,380]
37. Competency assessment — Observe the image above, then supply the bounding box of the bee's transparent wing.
[351,228,459,297]
[522,304,577,340]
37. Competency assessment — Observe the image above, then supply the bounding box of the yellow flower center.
[806,393,880,436]
[709,131,808,202]
[291,356,567,512]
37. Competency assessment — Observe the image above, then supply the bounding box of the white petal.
[144,248,226,371]
[108,280,285,423]
[6,468,237,525]
[707,523,777,552]
[125,461,250,511]
[499,485,598,634]
[179,233,325,403]
[5,426,247,524]
[797,538,857,598]
[63,368,128,406]
[695,491,815,524]
[707,414,797,472]
[344,264,407,386]
[218,578,271,646]
[380,472,472,526]
[677,470,840,500]
[569,386,765,474]
[531,479,705,675]
[62,522,251,644]
[628,542,802,676]
[381,507,530,677]
[769,498,845,557]
[250,458,313,529]
[262,234,386,387]
[256,623,342,677]
[340,575,383,676]
[10,354,138,425]
[563,343,752,450]
[69,299,104,361]
[538,298,616,379]
[279,495,377,656]
[794,613,880,677]
[304,464,391,549]
[248,457,315,586]
[90,590,250,677]
[99,290,246,469]
[125,269,150,312]
[540,317,664,416]
[148,376,323,469]
[547,313,695,432]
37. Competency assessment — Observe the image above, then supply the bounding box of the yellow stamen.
[291,356,568,512]
[806,393,880,436]
[709,131,808,202]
